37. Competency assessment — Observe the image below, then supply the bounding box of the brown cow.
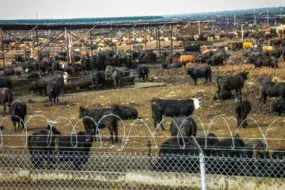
[180,55,195,64]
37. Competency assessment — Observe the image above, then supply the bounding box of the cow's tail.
[216,76,224,91]
[8,89,13,106]
[209,68,212,82]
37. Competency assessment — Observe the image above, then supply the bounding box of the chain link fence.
[0,115,285,189]
[0,148,285,189]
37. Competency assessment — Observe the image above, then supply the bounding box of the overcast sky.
[0,0,284,19]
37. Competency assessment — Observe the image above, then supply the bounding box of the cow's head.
[191,98,201,109]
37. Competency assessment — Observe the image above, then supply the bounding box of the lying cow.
[213,90,233,101]
[28,125,93,170]
[186,64,212,85]
[152,98,200,130]
[162,62,185,69]
[152,134,219,172]
[271,99,285,116]
[260,81,285,104]
[0,77,12,90]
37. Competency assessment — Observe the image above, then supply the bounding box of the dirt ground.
[1,55,285,153]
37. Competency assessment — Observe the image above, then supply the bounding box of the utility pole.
[267,9,270,26]
[253,8,257,25]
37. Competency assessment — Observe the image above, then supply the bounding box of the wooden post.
[144,26,147,51]
[65,28,70,64]
[90,30,93,57]
[170,24,173,58]
[35,29,40,71]
[0,28,5,69]
[158,27,161,62]
[198,21,201,35]
[129,31,131,52]
[90,29,95,90]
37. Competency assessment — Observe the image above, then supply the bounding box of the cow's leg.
[109,128,114,143]
[113,78,117,88]
[158,117,165,131]
[49,97,53,106]
[118,78,121,88]
[262,95,268,104]
[18,121,21,130]
[114,121,119,143]
[21,120,25,130]
[3,103,6,116]
[12,121,17,132]
[237,114,241,128]
[242,113,249,127]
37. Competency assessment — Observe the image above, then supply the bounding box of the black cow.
[56,132,94,170]
[231,42,243,51]
[170,116,197,138]
[112,69,123,88]
[213,90,233,101]
[254,56,278,68]
[137,66,149,82]
[271,99,285,116]
[28,126,93,170]
[207,54,225,66]
[184,45,200,52]
[29,76,48,96]
[153,134,219,172]
[28,125,61,169]
[111,105,139,120]
[162,62,185,69]
[0,77,12,89]
[46,80,62,106]
[92,70,105,90]
[3,68,15,76]
[79,107,119,143]
[0,88,13,116]
[235,96,252,128]
[10,100,27,132]
[152,98,200,130]
[217,72,248,95]
[260,81,285,104]
[186,64,212,85]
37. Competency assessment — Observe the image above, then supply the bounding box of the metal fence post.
[199,152,207,190]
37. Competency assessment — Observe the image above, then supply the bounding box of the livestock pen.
[0,20,212,68]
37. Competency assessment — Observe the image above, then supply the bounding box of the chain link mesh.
[0,149,284,189]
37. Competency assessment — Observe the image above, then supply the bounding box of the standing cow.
[0,88,13,116]
[10,100,27,132]
[217,72,248,95]
[152,98,200,130]
[186,64,212,85]
[235,96,252,128]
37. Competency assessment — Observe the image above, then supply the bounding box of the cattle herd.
[0,34,285,177]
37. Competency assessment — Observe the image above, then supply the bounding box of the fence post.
[199,152,207,190]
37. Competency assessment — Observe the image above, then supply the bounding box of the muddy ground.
[1,55,285,154]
